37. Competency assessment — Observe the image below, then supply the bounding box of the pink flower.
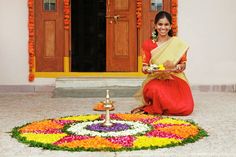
[146,130,183,139]
[53,135,91,145]
[107,136,136,147]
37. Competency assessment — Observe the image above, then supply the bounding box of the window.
[44,0,56,11]
[150,0,163,11]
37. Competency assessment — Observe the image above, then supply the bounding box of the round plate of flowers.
[11,113,208,151]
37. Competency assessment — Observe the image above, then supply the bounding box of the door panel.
[35,0,64,72]
[106,0,137,72]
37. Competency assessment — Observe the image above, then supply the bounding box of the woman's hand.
[142,65,151,74]
[143,64,158,74]
[175,63,186,72]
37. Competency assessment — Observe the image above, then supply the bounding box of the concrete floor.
[0,91,236,157]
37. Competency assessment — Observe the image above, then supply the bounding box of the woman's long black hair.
[153,11,173,38]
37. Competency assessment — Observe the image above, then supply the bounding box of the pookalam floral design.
[11,114,208,152]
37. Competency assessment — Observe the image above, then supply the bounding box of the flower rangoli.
[11,113,208,151]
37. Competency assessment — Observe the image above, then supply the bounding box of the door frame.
[28,0,177,80]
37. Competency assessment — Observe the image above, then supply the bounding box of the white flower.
[147,64,158,72]
[67,120,152,137]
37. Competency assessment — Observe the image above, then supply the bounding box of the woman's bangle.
[142,63,148,66]
[180,61,186,65]
[142,65,149,72]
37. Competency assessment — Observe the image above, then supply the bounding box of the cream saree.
[150,36,189,81]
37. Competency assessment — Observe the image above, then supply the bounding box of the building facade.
[0,0,236,88]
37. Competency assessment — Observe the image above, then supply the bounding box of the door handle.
[106,15,125,23]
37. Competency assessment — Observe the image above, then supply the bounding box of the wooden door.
[142,0,171,44]
[35,0,64,72]
[106,0,137,72]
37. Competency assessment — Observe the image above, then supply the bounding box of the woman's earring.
[151,29,157,41]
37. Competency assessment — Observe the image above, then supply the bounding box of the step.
[53,77,145,98]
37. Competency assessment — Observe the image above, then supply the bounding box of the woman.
[132,11,194,116]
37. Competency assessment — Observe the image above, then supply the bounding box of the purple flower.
[86,123,130,132]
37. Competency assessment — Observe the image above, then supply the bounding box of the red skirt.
[143,75,194,116]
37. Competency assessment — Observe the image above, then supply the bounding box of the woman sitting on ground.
[132,11,194,116]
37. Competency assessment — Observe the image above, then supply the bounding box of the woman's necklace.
[156,36,170,46]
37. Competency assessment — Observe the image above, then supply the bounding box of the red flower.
[29,73,34,82]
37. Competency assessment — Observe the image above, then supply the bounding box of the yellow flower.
[58,115,100,121]
[157,64,165,70]
[154,118,190,125]
[133,136,181,148]
[21,133,67,144]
